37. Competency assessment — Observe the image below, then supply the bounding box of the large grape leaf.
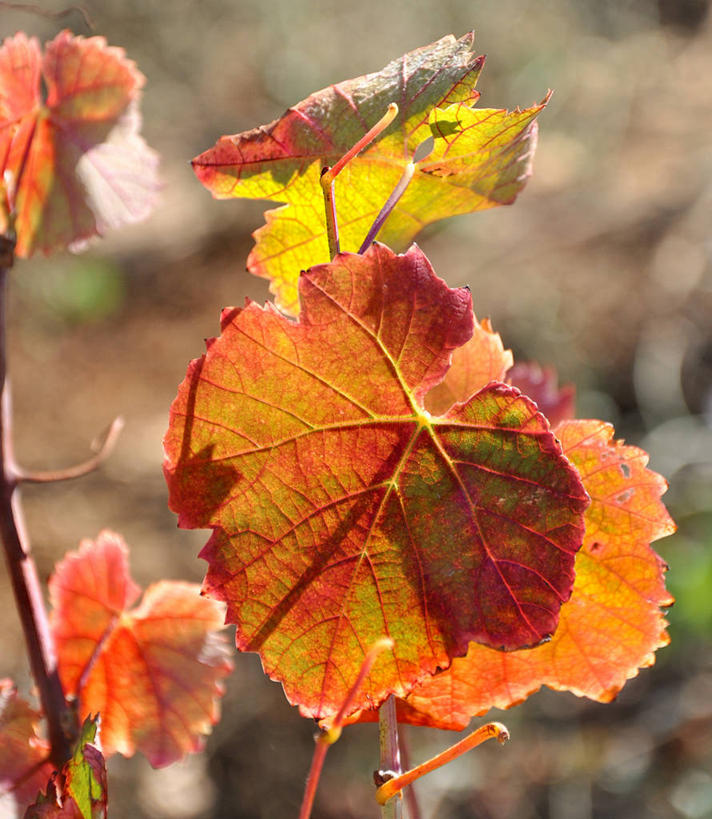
[49,531,232,767]
[391,419,676,729]
[0,680,53,816]
[0,30,159,257]
[25,716,107,819]
[164,242,588,719]
[192,33,547,315]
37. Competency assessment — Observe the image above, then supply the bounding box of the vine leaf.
[0,680,53,815]
[0,30,159,257]
[192,33,547,315]
[425,316,513,416]
[25,716,107,819]
[49,532,233,767]
[391,419,676,729]
[164,242,588,720]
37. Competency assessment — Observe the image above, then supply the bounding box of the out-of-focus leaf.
[25,716,107,819]
[0,30,159,257]
[193,33,546,314]
[49,532,232,767]
[508,361,576,427]
[0,680,53,816]
[164,242,587,719]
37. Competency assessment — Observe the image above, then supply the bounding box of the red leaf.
[0,680,53,815]
[49,532,232,767]
[25,716,107,819]
[164,242,588,719]
[376,419,675,729]
[0,30,158,257]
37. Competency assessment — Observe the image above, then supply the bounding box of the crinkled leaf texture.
[193,33,547,315]
[0,30,159,257]
[164,242,588,720]
[25,716,107,819]
[347,319,675,730]
[49,532,232,767]
[0,680,53,817]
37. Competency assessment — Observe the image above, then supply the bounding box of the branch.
[0,259,75,769]
[17,417,124,484]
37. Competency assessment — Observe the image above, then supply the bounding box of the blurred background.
[1,0,711,816]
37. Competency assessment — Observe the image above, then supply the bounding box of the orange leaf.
[0,680,53,815]
[425,316,512,416]
[386,419,675,729]
[49,532,232,767]
[0,31,158,257]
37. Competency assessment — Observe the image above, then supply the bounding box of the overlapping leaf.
[0,680,53,815]
[0,30,158,257]
[164,242,587,719]
[193,33,547,314]
[49,531,232,767]
[25,717,107,819]
[508,361,576,427]
[392,420,675,729]
[344,316,675,729]
[425,316,512,416]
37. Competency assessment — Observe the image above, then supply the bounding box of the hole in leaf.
[413,136,434,163]
[620,462,632,478]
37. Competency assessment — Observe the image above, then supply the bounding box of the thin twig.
[17,416,124,484]
[0,2,94,31]
[0,262,75,769]
[376,722,510,806]
[378,696,402,819]
[299,638,393,819]
[319,103,399,261]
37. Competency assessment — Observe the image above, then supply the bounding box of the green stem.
[0,252,75,769]
[378,695,402,819]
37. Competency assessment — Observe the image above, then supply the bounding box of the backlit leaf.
[0,30,158,257]
[0,680,53,816]
[164,242,588,719]
[193,33,546,314]
[387,419,675,729]
[25,716,107,819]
[49,532,232,767]
[425,316,512,416]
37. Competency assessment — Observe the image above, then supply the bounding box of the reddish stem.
[0,256,75,769]
[299,637,393,819]
[376,722,509,806]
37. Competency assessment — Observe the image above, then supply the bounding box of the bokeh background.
[1,0,711,816]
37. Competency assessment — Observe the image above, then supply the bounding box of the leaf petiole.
[359,161,415,254]
[299,637,394,819]
[320,102,399,259]
[376,721,509,806]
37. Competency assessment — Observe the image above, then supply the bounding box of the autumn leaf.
[0,680,53,816]
[193,33,547,314]
[25,716,107,819]
[0,30,159,257]
[164,242,588,719]
[425,316,512,416]
[388,419,675,729]
[49,531,232,767]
